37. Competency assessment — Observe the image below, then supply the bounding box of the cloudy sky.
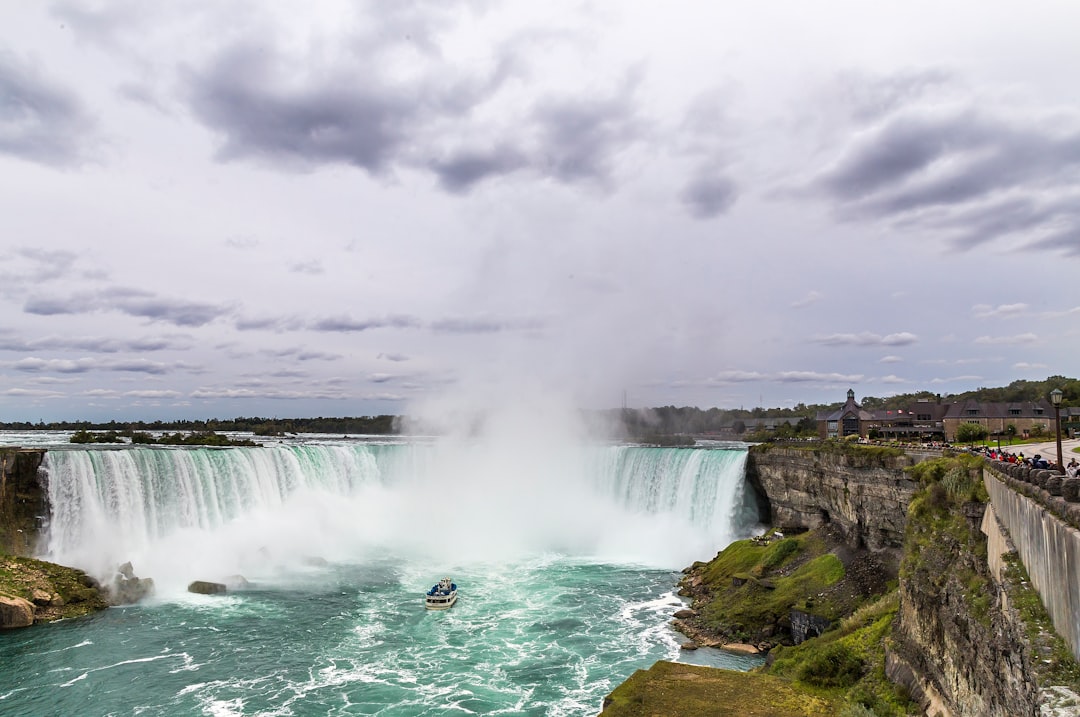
[1,0,1078,423]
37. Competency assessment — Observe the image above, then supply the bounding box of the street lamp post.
[1051,388,1064,474]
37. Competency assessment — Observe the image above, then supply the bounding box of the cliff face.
[886,498,1040,717]
[745,447,1078,717]
[0,449,46,556]
[746,445,918,551]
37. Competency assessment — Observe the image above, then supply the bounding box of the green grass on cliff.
[768,592,916,716]
[697,533,847,638]
[752,441,907,465]
[600,661,842,717]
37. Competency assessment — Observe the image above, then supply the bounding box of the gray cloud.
[189,386,350,400]
[289,260,324,275]
[972,303,1027,319]
[378,352,410,362]
[306,314,541,334]
[0,333,192,353]
[13,357,95,373]
[430,146,528,193]
[813,331,918,347]
[775,371,866,383]
[3,387,66,398]
[186,43,415,172]
[312,315,423,333]
[429,316,544,333]
[531,84,645,184]
[259,347,341,361]
[807,83,1080,254]
[973,333,1038,345]
[23,288,230,327]
[791,291,824,309]
[832,69,954,124]
[184,31,646,194]
[10,356,197,375]
[680,173,738,219]
[0,51,99,166]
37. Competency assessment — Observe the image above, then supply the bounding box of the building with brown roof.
[815,389,1072,443]
[941,399,1056,442]
[817,389,875,439]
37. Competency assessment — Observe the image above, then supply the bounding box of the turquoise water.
[1,558,761,716]
[0,439,763,715]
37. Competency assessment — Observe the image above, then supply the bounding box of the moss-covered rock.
[676,526,893,650]
[0,555,108,625]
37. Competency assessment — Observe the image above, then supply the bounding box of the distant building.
[818,389,874,439]
[816,389,1073,442]
[942,399,1056,442]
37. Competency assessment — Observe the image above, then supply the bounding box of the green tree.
[955,422,989,445]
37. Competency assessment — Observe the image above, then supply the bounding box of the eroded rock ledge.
[0,555,108,628]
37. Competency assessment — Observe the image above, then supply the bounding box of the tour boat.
[425,577,458,610]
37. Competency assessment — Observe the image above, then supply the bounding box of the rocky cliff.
[737,447,1079,717]
[746,444,918,551]
[0,449,46,556]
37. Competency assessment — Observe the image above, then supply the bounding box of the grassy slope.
[601,661,841,717]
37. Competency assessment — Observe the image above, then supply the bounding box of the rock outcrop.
[0,555,108,627]
[188,580,227,595]
[0,449,46,556]
[107,562,155,605]
[0,595,35,629]
[746,445,918,551]
[886,487,1043,716]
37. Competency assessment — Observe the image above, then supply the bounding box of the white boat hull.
[425,591,458,610]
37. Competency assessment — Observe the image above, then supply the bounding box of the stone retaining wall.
[984,462,1080,663]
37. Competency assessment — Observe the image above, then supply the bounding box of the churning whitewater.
[2,439,762,716]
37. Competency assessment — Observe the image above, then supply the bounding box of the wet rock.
[108,562,155,605]
[680,641,698,650]
[673,608,696,619]
[0,595,35,629]
[188,580,227,595]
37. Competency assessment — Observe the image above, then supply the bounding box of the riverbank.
[0,555,108,628]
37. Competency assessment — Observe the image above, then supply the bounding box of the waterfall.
[40,442,760,590]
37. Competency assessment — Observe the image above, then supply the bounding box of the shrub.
[795,642,866,688]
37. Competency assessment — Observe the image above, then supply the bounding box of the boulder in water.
[0,595,35,629]
[107,562,155,605]
[680,641,699,650]
[674,608,696,619]
[188,580,227,595]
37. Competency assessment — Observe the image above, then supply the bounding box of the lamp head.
[1050,388,1063,406]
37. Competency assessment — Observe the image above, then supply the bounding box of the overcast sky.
[1,0,1078,423]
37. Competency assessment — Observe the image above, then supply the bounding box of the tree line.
[2,376,1073,439]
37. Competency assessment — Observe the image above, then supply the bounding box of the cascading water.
[42,442,760,588]
[3,439,764,717]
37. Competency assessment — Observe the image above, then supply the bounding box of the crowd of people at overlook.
[980,447,1080,477]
